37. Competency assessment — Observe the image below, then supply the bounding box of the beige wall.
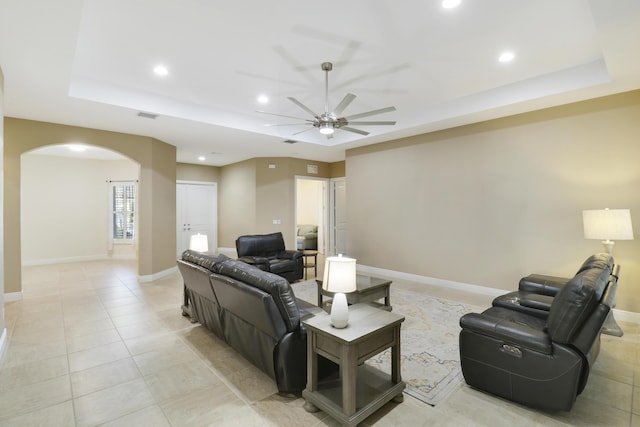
[4,118,176,293]
[297,179,323,226]
[218,157,334,249]
[218,159,257,248]
[347,90,640,312]
[176,162,220,182]
[329,161,346,178]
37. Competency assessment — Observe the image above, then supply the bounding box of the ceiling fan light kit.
[319,123,335,135]
[260,62,396,139]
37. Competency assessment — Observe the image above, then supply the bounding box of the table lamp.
[322,254,357,328]
[583,208,634,255]
[189,233,209,253]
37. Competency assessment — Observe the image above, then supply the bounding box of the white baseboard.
[22,254,106,266]
[357,264,508,298]
[357,264,640,323]
[22,253,134,267]
[4,292,23,302]
[0,328,8,365]
[612,308,640,323]
[138,266,178,283]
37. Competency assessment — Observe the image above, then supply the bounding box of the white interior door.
[329,177,347,256]
[177,182,217,257]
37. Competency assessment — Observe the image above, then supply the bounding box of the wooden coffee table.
[316,275,392,311]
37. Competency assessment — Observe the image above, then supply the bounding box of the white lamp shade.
[583,209,634,241]
[189,233,209,252]
[322,255,357,293]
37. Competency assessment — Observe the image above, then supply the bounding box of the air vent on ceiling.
[137,112,158,119]
[283,139,298,144]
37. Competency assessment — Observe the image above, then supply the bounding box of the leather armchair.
[492,253,615,318]
[459,254,615,411]
[236,232,304,283]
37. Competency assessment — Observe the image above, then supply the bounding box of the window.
[111,182,136,241]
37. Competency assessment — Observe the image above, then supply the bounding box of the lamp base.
[601,240,615,255]
[330,292,349,328]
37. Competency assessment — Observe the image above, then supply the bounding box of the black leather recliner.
[459,254,616,411]
[235,232,304,283]
[492,253,616,318]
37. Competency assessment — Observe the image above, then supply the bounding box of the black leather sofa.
[177,250,333,394]
[235,232,304,282]
[459,253,616,411]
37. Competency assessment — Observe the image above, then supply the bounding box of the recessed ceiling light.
[498,51,515,63]
[67,144,87,152]
[153,65,169,76]
[198,156,206,161]
[257,95,269,104]
[442,0,461,9]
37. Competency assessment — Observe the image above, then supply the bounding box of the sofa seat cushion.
[213,258,301,332]
[269,258,296,274]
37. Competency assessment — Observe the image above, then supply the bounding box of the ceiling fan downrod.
[321,62,333,118]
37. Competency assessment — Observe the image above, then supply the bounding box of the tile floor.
[0,259,639,426]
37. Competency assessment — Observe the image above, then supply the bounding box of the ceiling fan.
[259,62,396,138]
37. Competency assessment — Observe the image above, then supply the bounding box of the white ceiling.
[2,0,640,166]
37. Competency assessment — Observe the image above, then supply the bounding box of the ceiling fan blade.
[347,121,396,126]
[292,127,316,136]
[332,93,356,116]
[288,97,319,118]
[256,110,313,122]
[264,123,309,127]
[340,126,369,136]
[344,106,396,121]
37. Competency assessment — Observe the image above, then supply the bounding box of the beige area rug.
[291,279,481,406]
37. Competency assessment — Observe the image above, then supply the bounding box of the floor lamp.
[583,208,634,337]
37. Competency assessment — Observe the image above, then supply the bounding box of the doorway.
[295,177,328,254]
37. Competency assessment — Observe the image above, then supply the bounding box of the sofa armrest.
[460,313,552,354]
[277,250,303,260]
[519,293,554,311]
[238,256,270,271]
[519,274,570,296]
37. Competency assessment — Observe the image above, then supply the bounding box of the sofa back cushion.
[236,232,286,258]
[213,257,300,332]
[181,250,229,271]
[575,253,614,275]
[547,257,612,344]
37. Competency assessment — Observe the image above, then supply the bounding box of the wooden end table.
[302,304,405,427]
[300,250,318,279]
[316,275,392,311]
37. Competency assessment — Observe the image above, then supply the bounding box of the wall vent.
[137,112,158,119]
[283,139,298,144]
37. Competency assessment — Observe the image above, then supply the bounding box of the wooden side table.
[302,304,405,427]
[300,250,318,279]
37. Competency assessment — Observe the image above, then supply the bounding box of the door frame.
[328,177,346,256]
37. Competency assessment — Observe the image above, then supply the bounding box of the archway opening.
[21,144,140,267]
